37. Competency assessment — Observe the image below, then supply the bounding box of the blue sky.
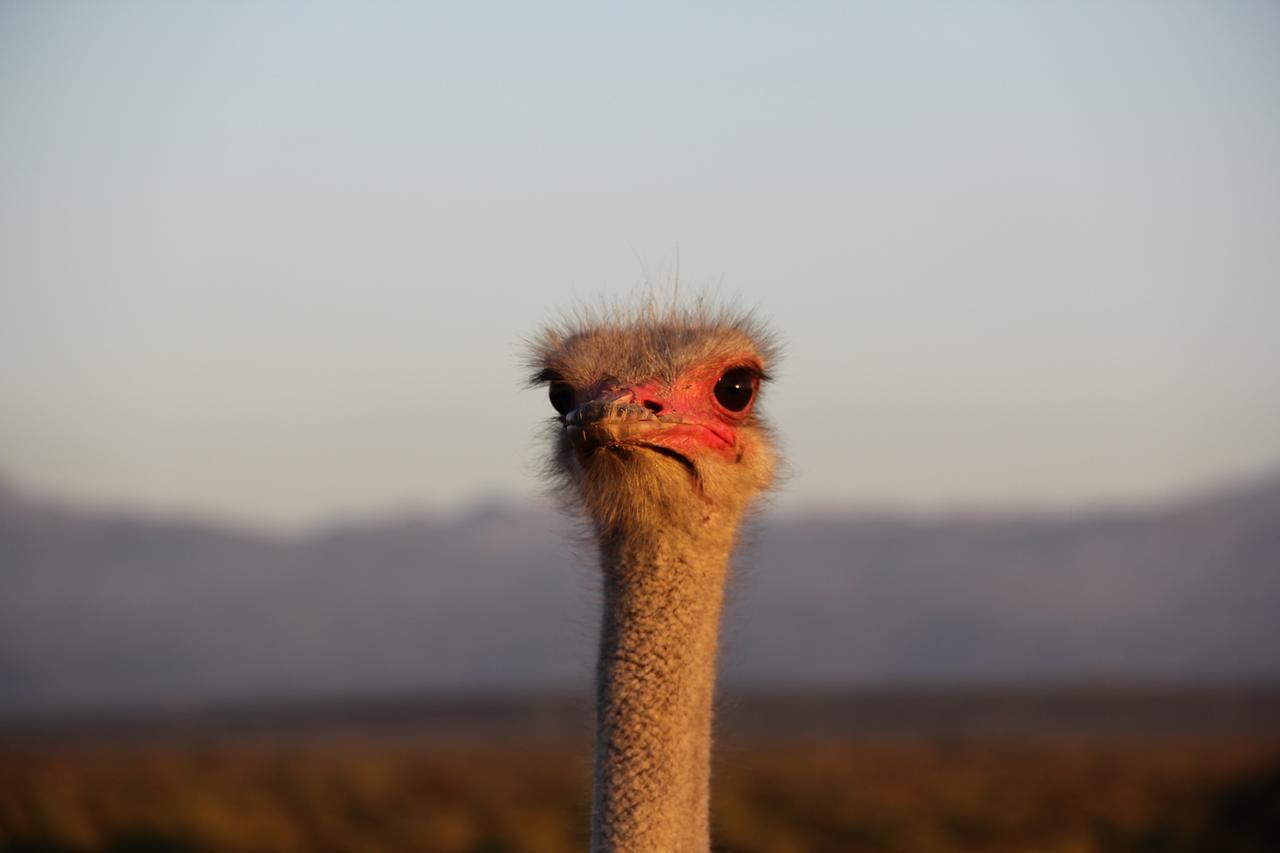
[2,2,1278,529]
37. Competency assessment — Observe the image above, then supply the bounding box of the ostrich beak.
[563,392,736,472]
[564,400,673,451]
[565,399,706,476]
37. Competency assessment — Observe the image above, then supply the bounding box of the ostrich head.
[528,301,779,535]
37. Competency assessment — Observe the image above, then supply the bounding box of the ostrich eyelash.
[726,364,771,383]
[531,368,564,385]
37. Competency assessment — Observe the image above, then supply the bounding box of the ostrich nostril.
[642,400,663,415]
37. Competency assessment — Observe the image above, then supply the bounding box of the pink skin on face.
[577,359,761,461]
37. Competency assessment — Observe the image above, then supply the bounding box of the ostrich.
[528,301,778,852]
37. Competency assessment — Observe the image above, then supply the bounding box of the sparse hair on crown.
[525,295,780,390]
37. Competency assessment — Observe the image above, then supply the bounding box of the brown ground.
[1,691,1277,852]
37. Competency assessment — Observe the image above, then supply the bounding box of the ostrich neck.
[591,517,738,853]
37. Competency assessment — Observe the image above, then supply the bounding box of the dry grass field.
[1,690,1277,852]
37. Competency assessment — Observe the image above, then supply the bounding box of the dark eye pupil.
[549,382,576,415]
[714,368,756,412]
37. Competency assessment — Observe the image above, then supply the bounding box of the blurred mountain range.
[1,471,1278,714]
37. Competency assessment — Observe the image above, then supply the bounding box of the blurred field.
[2,688,1278,852]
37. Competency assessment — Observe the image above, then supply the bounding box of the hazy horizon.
[4,463,1277,714]
[3,2,1278,530]
[2,456,1277,541]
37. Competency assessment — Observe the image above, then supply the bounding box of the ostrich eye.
[548,382,576,415]
[713,368,757,412]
